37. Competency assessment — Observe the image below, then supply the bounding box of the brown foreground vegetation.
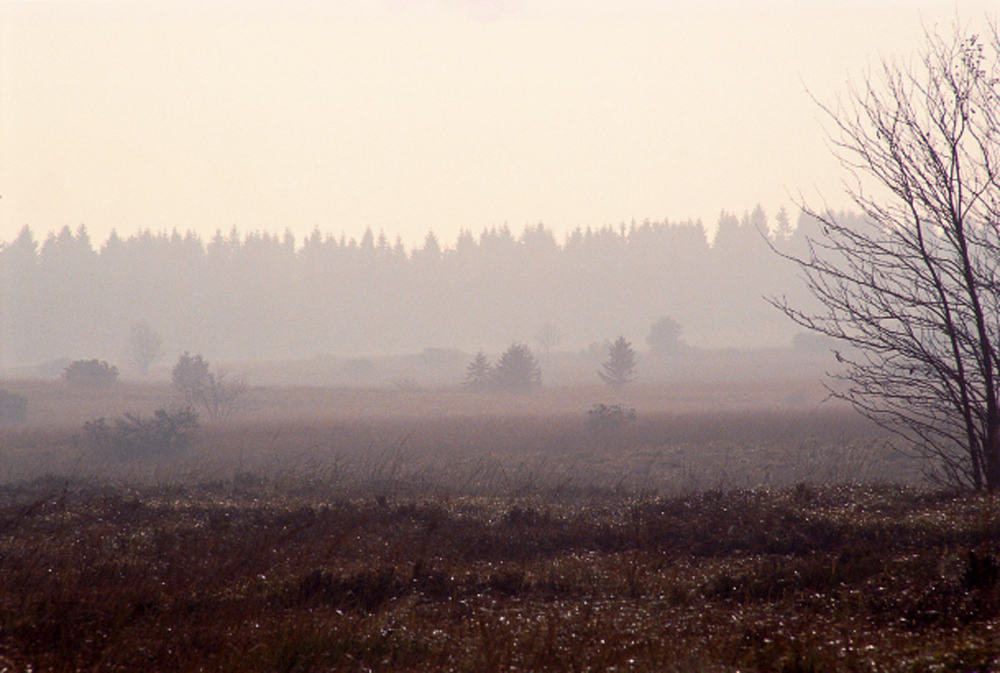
[0,380,992,670]
[0,479,999,671]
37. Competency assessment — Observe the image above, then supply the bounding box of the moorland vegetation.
[0,379,993,671]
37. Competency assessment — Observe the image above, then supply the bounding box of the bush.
[84,407,199,459]
[172,352,211,400]
[0,390,27,424]
[587,403,636,432]
[63,359,119,388]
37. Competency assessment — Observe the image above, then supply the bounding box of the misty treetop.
[0,212,818,366]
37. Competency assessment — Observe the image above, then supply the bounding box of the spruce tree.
[599,336,636,387]
[463,350,493,391]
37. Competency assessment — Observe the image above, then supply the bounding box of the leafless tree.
[534,321,562,357]
[125,321,165,377]
[200,368,248,422]
[771,21,1000,490]
[171,352,247,421]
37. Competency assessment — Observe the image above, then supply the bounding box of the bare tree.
[125,321,165,377]
[771,22,1000,490]
[171,352,247,421]
[200,368,248,422]
[534,321,561,357]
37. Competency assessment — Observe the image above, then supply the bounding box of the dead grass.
[0,380,914,490]
[0,380,971,671]
[0,479,997,671]
[0,376,831,424]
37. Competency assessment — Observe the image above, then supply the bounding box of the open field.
[0,379,985,671]
[1,479,999,671]
[0,378,914,490]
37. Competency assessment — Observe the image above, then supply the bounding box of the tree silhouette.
[0,207,818,366]
[491,342,541,392]
[172,352,211,402]
[463,350,493,391]
[171,352,246,421]
[599,336,637,387]
[771,22,1000,490]
[533,321,561,356]
[647,316,682,354]
[125,320,165,377]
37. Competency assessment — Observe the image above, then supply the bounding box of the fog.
[1,7,994,666]
[0,208,841,376]
[2,1,993,377]
[3,1,992,251]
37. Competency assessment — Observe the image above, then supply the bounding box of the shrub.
[84,407,199,459]
[587,403,636,432]
[0,390,27,424]
[63,359,119,388]
[172,352,211,400]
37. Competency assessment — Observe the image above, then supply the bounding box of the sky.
[1,0,997,250]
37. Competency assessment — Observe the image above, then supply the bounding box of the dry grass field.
[0,378,995,670]
[0,377,916,491]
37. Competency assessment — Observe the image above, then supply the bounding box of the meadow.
[0,378,995,671]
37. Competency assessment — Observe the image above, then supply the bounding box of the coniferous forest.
[0,206,835,369]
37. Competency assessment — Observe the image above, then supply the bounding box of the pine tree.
[599,336,636,387]
[463,350,493,391]
[492,343,541,392]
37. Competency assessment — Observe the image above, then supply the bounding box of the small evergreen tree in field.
[492,342,541,392]
[463,351,493,391]
[599,336,636,387]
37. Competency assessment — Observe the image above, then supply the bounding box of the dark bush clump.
[587,403,637,432]
[63,359,119,388]
[84,407,199,459]
[0,390,27,424]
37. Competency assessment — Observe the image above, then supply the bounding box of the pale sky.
[1,1,996,249]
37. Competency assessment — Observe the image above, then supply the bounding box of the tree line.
[0,208,828,369]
